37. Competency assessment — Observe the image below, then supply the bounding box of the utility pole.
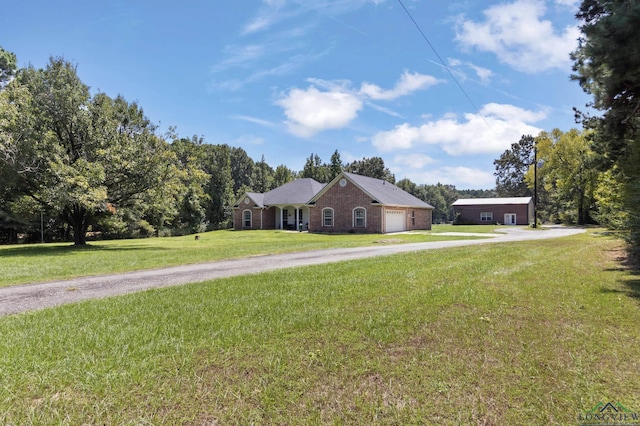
[533,141,537,228]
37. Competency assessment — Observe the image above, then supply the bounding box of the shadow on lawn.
[602,247,640,300]
[0,243,170,257]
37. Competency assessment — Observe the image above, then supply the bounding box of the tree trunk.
[577,187,585,226]
[71,205,90,245]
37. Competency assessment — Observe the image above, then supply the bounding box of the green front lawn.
[0,231,638,424]
[0,229,485,287]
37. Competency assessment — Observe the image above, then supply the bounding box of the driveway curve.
[0,227,585,316]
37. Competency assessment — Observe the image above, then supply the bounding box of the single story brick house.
[452,197,534,225]
[233,172,433,233]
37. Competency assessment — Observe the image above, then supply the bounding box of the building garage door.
[385,209,405,233]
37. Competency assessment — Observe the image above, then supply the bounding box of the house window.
[480,212,493,222]
[243,209,252,227]
[411,210,415,225]
[353,207,366,227]
[323,208,334,227]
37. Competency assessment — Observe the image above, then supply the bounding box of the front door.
[504,213,516,225]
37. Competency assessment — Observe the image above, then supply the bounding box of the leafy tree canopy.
[0,46,16,87]
[0,57,174,245]
[493,134,535,197]
[572,0,640,254]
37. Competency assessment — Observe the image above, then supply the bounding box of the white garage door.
[385,210,405,233]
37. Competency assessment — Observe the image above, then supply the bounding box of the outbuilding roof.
[452,197,533,206]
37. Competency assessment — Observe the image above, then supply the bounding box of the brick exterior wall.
[233,207,277,230]
[405,207,432,231]
[309,179,383,233]
[308,181,432,233]
[454,204,531,225]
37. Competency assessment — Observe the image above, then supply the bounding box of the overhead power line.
[395,0,492,130]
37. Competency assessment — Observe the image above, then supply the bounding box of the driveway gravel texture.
[0,227,585,316]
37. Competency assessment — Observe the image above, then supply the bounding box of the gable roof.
[310,172,433,209]
[263,178,325,205]
[452,197,533,206]
[235,178,325,208]
[243,192,265,208]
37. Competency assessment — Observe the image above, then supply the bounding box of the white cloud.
[365,101,403,118]
[211,44,267,73]
[430,167,495,188]
[468,64,494,84]
[242,0,388,35]
[372,123,420,151]
[480,102,548,122]
[230,115,279,128]
[554,0,579,7]
[242,0,287,34]
[371,103,545,155]
[235,134,266,145]
[276,70,440,137]
[359,71,442,100]
[393,153,437,169]
[397,166,496,189]
[455,0,580,73]
[447,57,494,84]
[276,85,363,138]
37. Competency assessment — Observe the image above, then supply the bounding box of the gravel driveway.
[0,227,585,316]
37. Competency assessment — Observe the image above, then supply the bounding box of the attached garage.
[385,209,406,233]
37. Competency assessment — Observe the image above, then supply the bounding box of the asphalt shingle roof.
[343,172,433,208]
[238,173,433,209]
[262,178,325,205]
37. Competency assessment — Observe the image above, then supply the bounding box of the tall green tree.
[396,178,418,196]
[0,46,16,88]
[530,129,598,225]
[202,144,235,229]
[301,153,328,182]
[273,164,295,188]
[166,137,210,234]
[0,58,173,245]
[328,149,343,181]
[494,135,535,197]
[230,147,254,196]
[345,156,395,183]
[253,154,274,192]
[572,0,640,254]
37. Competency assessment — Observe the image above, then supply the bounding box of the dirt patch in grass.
[373,238,404,244]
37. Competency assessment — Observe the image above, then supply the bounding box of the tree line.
[0,52,489,245]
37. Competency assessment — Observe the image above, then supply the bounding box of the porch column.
[279,207,283,230]
[295,207,299,231]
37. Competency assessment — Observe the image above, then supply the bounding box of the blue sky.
[2,0,589,189]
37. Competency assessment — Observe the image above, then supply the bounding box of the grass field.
[0,230,638,424]
[0,226,490,287]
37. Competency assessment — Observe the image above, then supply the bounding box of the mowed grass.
[1,231,639,424]
[0,227,485,287]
